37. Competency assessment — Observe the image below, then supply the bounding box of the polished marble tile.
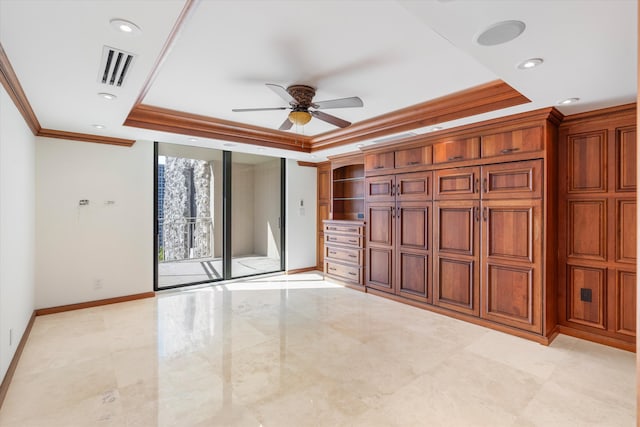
[0,272,635,426]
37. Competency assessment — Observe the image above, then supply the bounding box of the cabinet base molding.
[365,287,557,346]
[557,325,635,352]
[286,266,319,275]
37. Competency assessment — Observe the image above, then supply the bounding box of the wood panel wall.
[558,104,637,351]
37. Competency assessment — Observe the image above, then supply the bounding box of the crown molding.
[0,42,41,135]
[125,103,312,152]
[308,80,530,151]
[38,129,135,147]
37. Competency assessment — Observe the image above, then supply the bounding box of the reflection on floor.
[158,255,281,287]
[0,272,635,426]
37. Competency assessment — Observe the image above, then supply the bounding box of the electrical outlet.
[94,279,103,290]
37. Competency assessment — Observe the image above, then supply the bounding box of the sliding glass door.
[154,143,284,290]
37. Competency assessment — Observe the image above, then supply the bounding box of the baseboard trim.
[557,325,635,352]
[35,292,155,316]
[285,266,318,275]
[0,311,36,409]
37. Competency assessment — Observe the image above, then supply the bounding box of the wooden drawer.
[325,233,363,247]
[435,167,480,200]
[325,260,362,284]
[396,171,433,201]
[482,126,543,158]
[365,151,394,172]
[324,223,363,235]
[433,137,480,163]
[325,245,362,264]
[395,146,432,168]
[481,159,543,199]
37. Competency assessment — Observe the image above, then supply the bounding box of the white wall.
[35,138,153,308]
[0,85,36,381]
[231,162,254,256]
[285,159,317,270]
[253,158,282,259]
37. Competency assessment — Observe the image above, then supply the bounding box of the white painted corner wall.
[35,138,153,309]
[0,85,36,381]
[285,159,317,270]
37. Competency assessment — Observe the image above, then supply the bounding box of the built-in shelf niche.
[332,163,364,220]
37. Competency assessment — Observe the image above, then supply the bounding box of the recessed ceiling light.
[98,92,117,100]
[188,138,198,142]
[476,20,526,46]
[356,144,364,148]
[223,143,236,147]
[431,126,443,132]
[92,124,105,130]
[257,147,266,151]
[517,58,543,69]
[310,155,317,158]
[110,19,142,35]
[558,97,580,105]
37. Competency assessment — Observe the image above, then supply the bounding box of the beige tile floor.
[0,272,635,426]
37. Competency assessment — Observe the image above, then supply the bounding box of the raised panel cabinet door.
[566,264,606,329]
[567,199,607,261]
[317,232,324,269]
[616,199,636,264]
[318,203,330,232]
[616,126,636,192]
[615,269,636,336]
[480,160,543,200]
[318,166,331,201]
[365,151,395,172]
[396,171,433,202]
[480,199,543,333]
[396,201,432,302]
[434,167,480,200]
[395,146,432,168]
[365,176,395,203]
[432,137,481,164]
[433,200,480,315]
[367,246,393,292]
[567,130,607,193]
[366,203,394,247]
[481,126,543,158]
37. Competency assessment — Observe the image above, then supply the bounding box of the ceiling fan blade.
[313,96,363,109]
[310,110,351,128]
[266,83,296,105]
[278,117,293,131]
[232,107,287,112]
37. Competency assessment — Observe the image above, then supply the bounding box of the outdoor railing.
[158,217,213,262]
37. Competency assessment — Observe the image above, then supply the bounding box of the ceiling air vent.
[98,46,136,87]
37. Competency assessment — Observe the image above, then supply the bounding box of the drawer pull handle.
[500,147,520,154]
[348,254,357,258]
[483,178,488,193]
[374,165,384,169]
[329,251,337,255]
[348,272,357,276]
[408,161,420,165]
[328,227,337,230]
[328,237,337,241]
[347,228,357,232]
[329,267,337,271]
[448,155,463,161]
[348,239,357,243]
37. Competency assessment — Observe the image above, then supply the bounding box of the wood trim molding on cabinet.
[296,161,319,168]
[0,42,136,147]
[0,311,35,410]
[125,104,312,152]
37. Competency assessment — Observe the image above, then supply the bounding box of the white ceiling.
[0,0,636,161]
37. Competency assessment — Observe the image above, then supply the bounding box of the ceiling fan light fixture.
[288,111,312,126]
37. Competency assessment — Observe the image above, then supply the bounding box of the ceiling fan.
[232,84,363,130]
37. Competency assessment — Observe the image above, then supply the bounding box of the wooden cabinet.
[395,146,432,169]
[365,152,394,172]
[317,162,331,270]
[481,126,543,158]
[432,137,480,164]
[481,159,543,199]
[324,220,365,289]
[435,166,480,200]
[331,154,364,220]
[366,171,433,302]
[434,200,480,315]
[558,105,636,350]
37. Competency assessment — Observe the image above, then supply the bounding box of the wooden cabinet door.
[366,202,394,292]
[317,232,324,270]
[433,200,480,315]
[365,151,395,173]
[318,164,331,202]
[481,126,543,158]
[433,137,480,164]
[434,167,480,200]
[396,201,432,303]
[481,159,543,200]
[396,171,433,202]
[395,146,432,169]
[480,199,543,333]
[365,175,395,202]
